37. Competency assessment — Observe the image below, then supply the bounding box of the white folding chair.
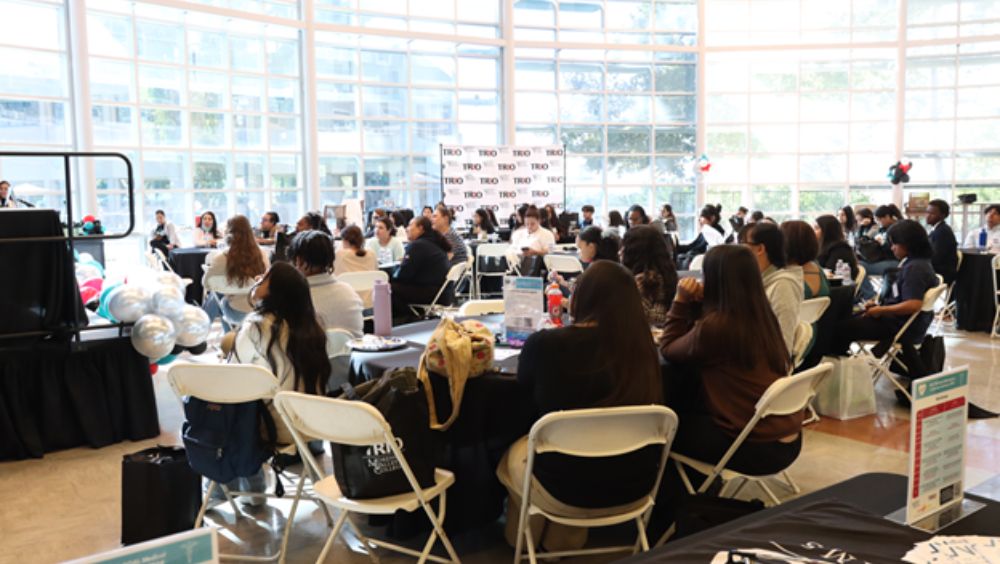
[671,362,834,508]
[167,363,333,563]
[410,262,467,318]
[476,243,512,298]
[790,322,813,369]
[934,250,963,330]
[688,254,705,271]
[553,243,578,253]
[512,406,678,563]
[798,297,831,425]
[853,264,866,300]
[457,299,505,316]
[542,254,583,277]
[337,269,389,316]
[457,251,476,301]
[203,274,256,328]
[992,255,1000,339]
[326,328,355,391]
[852,284,947,401]
[274,391,461,564]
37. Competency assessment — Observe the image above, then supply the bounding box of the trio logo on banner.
[441,144,565,225]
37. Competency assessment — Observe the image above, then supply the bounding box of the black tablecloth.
[0,334,160,460]
[623,473,1000,562]
[348,315,533,534]
[0,209,87,338]
[169,248,212,305]
[954,250,996,333]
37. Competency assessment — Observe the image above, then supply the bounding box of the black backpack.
[181,397,283,494]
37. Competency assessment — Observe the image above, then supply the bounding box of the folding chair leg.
[316,510,348,564]
[756,481,782,507]
[993,307,1000,338]
[781,471,801,494]
[523,519,538,564]
[418,490,459,564]
[634,516,650,553]
[278,474,308,564]
[674,459,696,495]
[654,523,676,548]
[194,481,215,528]
[723,477,747,499]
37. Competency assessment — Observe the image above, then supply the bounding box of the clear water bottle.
[835,259,851,283]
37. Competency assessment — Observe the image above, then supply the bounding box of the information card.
[503,276,544,347]
[906,367,969,525]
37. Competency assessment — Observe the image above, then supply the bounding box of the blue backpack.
[181,398,279,489]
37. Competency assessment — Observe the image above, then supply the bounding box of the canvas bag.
[329,368,436,499]
[418,317,495,431]
[813,356,877,420]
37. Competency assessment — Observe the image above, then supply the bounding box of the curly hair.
[621,225,677,303]
[224,215,266,285]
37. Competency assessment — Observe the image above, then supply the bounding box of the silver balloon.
[75,263,102,282]
[175,305,211,347]
[153,285,186,320]
[154,271,186,290]
[109,286,152,323]
[131,314,177,359]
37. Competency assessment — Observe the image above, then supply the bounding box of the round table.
[168,247,212,305]
[954,249,997,333]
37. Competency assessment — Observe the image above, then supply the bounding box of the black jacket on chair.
[929,221,958,284]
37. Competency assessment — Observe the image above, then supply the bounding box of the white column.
[67,0,97,216]
[302,0,321,212]
[893,0,908,208]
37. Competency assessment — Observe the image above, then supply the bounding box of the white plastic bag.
[813,356,877,420]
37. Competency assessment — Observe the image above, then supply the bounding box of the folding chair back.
[543,254,583,275]
[689,254,705,271]
[276,392,389,447]
[168,362,279,403]
[203,274,254,297]
[337,270,389,296]
[755,362,830,419]
[477,242,510,261]
[457,299,505,316]
[798,297,830,324]
[530,405,677,458]
[790,322,813,369]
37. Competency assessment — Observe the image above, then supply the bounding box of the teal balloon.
[155,353,178,365]
[97,282,123,322]
[83,221,94,232]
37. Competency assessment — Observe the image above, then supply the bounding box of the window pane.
[143,152,188,190]
[92,105,137,145]
[137,21,183,63]
[363,86,408,118]
[140,109,184,146]
[190,71,227,109]
[364,120,408,152]
[139,65,184,105]
[362,50,407,83]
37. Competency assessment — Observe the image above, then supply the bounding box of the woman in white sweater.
[365,216,405,265]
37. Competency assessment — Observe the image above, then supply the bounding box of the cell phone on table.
[521,247,530,252]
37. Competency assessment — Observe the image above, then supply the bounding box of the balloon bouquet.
[95,268,211,374]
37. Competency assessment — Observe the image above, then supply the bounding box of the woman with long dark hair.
[816,214,859,280]
[498,261,664,552]
[606,210,627,238]
[193,210,221,247]
[622,225,678,327]
[471,208,496,240]
[233,261,331,445]
[676,204,725,268]
[781,220,828,299]
[391,216,452,319]
[839,205,857,241]
[295,211,332,235]
[202,214,269,329]
[576,226,620,264]
[543,204,567,242]
[659,245,800,476]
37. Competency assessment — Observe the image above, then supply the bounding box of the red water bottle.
[546,282,563,327]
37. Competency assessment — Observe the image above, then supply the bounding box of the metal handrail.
[0,151,135,244]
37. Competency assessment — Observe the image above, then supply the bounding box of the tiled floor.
[2,326,998,564]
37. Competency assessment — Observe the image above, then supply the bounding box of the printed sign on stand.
[887,366,985,532]
[503,276,544,347]
[65,528,218,564]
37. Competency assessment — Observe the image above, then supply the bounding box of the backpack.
[181,397,283,495]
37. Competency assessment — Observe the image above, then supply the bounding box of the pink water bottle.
[373,279,392,336]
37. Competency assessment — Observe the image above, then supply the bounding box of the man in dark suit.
[927,199,958,284]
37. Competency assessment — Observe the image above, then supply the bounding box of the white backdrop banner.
[440,144,566,226]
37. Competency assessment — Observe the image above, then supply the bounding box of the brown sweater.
[658,300,803,442]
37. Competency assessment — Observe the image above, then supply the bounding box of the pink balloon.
[80,286,100,304]
[80,277,104,293]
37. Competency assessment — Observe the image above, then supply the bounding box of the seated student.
[782,220,829,299]
[839,205,858,246]
[853,207,878,243]
[334,225,378,275]
[964,203,1000,250]
[256,211,283,244]
[294,211,332,235]
[579,204,598,229]
[676,204,725,267]
[543,204,569,242]
[816,214,860,281]
[193,211,221,248]
[508,205,556,259]
[927,199,959,285]
[499,261,663,552]
[203,215,269,330]
[857,205,901,299]
[391,216,451,319]
[421,205,434,220]
[749,210,765,225]
[745,222,803,355]
[622,225,678,327]
[626,204,651,230]
[230,262,332,499]
[150,209,181,256]
[287,230,363,337]
[604,210,627,238]
[390,211,410,244]
[366,216,405,265]
[433,204,468,266]
[660,204,678,232]
[470,208,496,241]
[659,245,800,476]
[576,226,620,266]
[729,206,748,232]
[833,220,940,383]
